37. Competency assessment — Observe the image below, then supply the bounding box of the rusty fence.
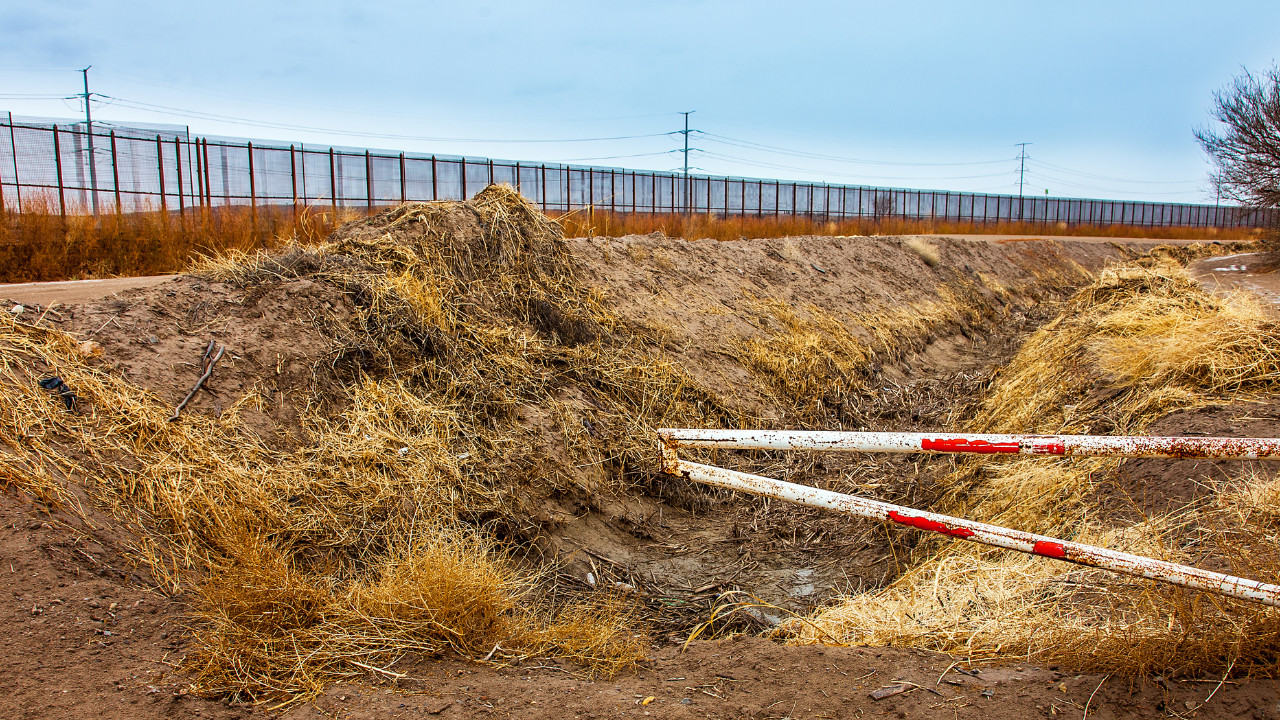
[1,113,1274,228]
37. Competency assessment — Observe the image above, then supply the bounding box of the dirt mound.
[1,186,1197,709]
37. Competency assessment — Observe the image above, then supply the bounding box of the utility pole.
[680,111,694,214]
[81,66,99,215]
[1015,142,1030,221]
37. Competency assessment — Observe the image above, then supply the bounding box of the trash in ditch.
[38,376,78,410]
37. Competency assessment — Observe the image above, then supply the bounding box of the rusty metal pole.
[109,130,121,213]
[365,150,373,213]
[661,455,1280,609]
[173,137,185,216]
[246,141,255,211]
[52,125,67,218]
[156,135,167,212]
[289,145,298,215]
[6,112,20,213]
[328,147,337,208]
[657,428,1280,460]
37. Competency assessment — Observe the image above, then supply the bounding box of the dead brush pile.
[782,252,1280,676]
[0,186,747,702]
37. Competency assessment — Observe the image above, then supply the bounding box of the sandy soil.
[1189,251,1280,313]
[0,275,178,307]
[4,231,1277,719]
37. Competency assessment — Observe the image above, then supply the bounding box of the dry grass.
[0,196,1255,284]
[0,195,361,283]
[736,278,1011,424]
[783,254,1280,677]
[556,209,1259,243]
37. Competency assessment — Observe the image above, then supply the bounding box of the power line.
[698,131,1014,167]
[697,150,1014,182]
[94,94,676,145]
[1029,158,1201,185]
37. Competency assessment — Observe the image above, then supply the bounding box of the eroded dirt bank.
[1,205,1266,720]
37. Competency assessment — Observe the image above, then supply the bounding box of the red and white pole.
[656,429,1280,608]
[657,429,1280,461]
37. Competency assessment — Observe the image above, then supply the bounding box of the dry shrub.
[903,236,941,267]
[785,255,1280,677]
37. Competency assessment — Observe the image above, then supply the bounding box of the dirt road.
[0,275,178,307]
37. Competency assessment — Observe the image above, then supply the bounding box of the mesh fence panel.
[1,115,1272,227]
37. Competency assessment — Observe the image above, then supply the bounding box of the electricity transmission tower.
[1015,142,1031,221]
[680,111,694,214]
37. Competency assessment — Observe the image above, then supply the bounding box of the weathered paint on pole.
[661,454,1280,608]
[657,428,1280,461]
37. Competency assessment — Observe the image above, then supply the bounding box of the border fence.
[1,113,1273,228]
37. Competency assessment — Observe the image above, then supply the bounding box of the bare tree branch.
[1196,65,1280,211]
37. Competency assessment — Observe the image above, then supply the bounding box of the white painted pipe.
[663,456,1280,608]
[657,428,1280,461]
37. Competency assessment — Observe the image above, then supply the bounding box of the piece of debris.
[38,376,78,410]
[169,340,226,421]
[870,683,913,700]
[77,340,103,358]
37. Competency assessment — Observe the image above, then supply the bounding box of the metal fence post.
[365,150,373,212]
[109,130,121,213]
[328,147,337,207]
[540,163,547,211]
[461,158,468,200]
[173,137,185,215]
[194,136,204,211]
[399,152,406,204]
[431,155,438,200]
[52,125,67,218]
[290,145,299,212]
[202,139,212,207]
[6,113,20,212]
[246,141,257,210]
[156,135,167,211]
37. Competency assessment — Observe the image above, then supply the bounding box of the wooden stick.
[169,345,224,421]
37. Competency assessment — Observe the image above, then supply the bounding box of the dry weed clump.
[0,196,360,283]
[3,186,736,701]
[783,255,1280,677]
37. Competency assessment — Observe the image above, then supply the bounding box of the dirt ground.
[1189,251,1280,313]
[4,231,1279,719]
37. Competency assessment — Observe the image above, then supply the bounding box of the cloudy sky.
[2,0,1278,203]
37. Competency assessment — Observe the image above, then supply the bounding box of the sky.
[2,0,1278,204]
